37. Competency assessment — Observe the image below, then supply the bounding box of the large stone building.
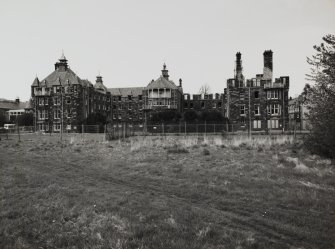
[31,54,110,132]
[31,51,290,132]
[225,51,289,131]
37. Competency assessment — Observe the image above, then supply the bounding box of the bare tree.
[198,84,211,95]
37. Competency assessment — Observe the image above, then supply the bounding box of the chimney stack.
[179,78,182,88]
[235,52,244,86]
[263,50,273,80]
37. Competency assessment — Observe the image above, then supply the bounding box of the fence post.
[184,122,186,135]
[205,121,207,135]
[162,123,164,135]
[196,123,198,136]
[214,123,216,134]
[17,123,21,142]
[123,123,126,140]
[179,122,181,134]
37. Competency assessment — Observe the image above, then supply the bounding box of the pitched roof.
[108,87,145,96]
[32,77,40,86]
[94,82,108,92]
[147,76,178,89]
[0,100,30,110]
[33,68,92,88]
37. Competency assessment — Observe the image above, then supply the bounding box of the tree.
[199,110,226,123]
[84,113,107,125]
[183,110,199,123]
[150,110,181,124]
[303,34,335,158]
[0,113,6,127]
[198,84,211,95]
[17,113,33,126]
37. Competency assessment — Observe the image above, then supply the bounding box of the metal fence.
[105,122,310,140]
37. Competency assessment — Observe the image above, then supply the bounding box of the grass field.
[0,134,334,249]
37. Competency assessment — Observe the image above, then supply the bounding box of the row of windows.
[240,119,280,129]
[113,104,143,110]
[37,123,75,132]
[113,95,143,101]
[240,104,281,116]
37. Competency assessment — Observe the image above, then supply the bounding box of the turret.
[161,63,169,80]
[54,52,68,72]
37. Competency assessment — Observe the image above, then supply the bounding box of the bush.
[184,110,199,123]
[203,149,210,156]
[150,110,181,124]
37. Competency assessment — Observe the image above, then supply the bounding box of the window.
[45,98,49,105]
[254,104,260,115]
[240,119,245,126]
[267,90,279,99]
[218,102,222,108]
[113,114,116,119]
[118,96,121,101]
[38,110,44,120]
[128,104,132,110]
[66,98,71,104]
[39,124,44,131]
[73,85,77,93]
[53,86,61,93]
[253,120,261,129]
[267,119,279,129]
[184,102,188,108]
[38,98,44,106]
[113,105,116,109]
[53,97,60,105]
[190,102,194,109]
[139,95,142,100]
[118,114,121,119]
[239,93,244,100]
[53,123,61,131]
[213,103,216,109]
[254,91,259,99]
[201,102,205,109]
[128,95,132,100]
[54,109,61,119]
[267,104,281,115]
[240,105,245,115]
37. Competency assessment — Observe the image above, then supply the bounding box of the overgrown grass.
[0,134,334,249]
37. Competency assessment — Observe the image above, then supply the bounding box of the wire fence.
[105,122,310,140]
[0,121,310,142]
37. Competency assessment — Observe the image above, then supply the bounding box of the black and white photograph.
[0,0,334,248]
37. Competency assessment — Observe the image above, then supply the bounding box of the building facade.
[31,51,290,132]
[225,51,289,131]
[288,96,310,131]
[31,54,111,132]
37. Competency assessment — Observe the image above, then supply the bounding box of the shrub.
[203,149,210,156]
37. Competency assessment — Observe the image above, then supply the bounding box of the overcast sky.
[1,0,334,101]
